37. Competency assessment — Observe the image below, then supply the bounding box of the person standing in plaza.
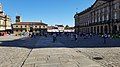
[103,34,107,44]
[74,34,78,41]
[52,34,57,43]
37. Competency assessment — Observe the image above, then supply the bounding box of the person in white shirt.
[74,34,78,41]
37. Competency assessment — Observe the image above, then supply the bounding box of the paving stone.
[22,64,35,67]
[2,36,120,67]
[35,63,62,67]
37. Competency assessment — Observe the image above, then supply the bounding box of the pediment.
[92,0,107,8]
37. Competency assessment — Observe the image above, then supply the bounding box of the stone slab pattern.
[75,48,120,67]
[0,36,39,67]
[1,35,120,67]
[22,48,101,67]
[0,47,31,67]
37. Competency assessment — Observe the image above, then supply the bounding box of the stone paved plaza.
[0,35,120,67]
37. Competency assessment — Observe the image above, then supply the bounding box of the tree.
[65,25,69,29]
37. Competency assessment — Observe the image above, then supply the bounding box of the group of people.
[51,33,78,43]
[28,32,110,43]
[28,32,47,38]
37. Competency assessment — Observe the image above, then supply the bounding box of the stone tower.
[16,16,21,22]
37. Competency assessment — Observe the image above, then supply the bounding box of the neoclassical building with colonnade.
[74,0,120,35]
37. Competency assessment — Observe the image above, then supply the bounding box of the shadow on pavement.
[0,36,39,49]
[0,36,120,49]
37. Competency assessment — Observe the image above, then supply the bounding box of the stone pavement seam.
[20,49,33,67]
[20,37,40,67]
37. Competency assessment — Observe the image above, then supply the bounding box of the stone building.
[74,0,120,35]
[12,22,47,36]
[12,16,47,36]
[55,25,64,32]
[47,25,74,33]
[0,3,12,36]
[12,16,47,35]
[47,26,59,33]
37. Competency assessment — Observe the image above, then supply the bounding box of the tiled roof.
[13,22,47,25]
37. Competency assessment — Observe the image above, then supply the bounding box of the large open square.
[1,0,120,67]
[0,35,120,67]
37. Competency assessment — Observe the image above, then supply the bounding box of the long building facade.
[12,22,47,36]
[74,0,120,35]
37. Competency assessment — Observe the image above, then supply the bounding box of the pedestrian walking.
[52,34,57,43]
[74,34,78,41]
[45,33,47,37]
[103,34,107,44]
[70,34,73,39]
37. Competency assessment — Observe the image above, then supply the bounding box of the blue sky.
[0,0,95,26]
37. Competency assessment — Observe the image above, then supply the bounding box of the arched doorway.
[88,28,90,33]
[97,26,99,34]
[94,27,96,34]
[101,26,103,34]
[113,25,117,34]
[104,26,108,34]
[91,27,93,33]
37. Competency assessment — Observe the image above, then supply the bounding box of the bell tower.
[16,16,21,22]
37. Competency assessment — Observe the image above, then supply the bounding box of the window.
[119,3,120,9]
[95,11,98,22]
[43,26,45,28]
[114,12,117,19]
[21,26,22,28]
[107,7,109,13]
[25,25,27,27]
[98,10,101,22]
[16,30,18,32]
[102,15,104,21]
[119,12,120,19]
[114,3,120,9]
[102,8,104,13]
[39,26,41,28]
[114,4,117,9]
[98,16,101,22]
[16,25,18,27]
[106,14,109,20]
